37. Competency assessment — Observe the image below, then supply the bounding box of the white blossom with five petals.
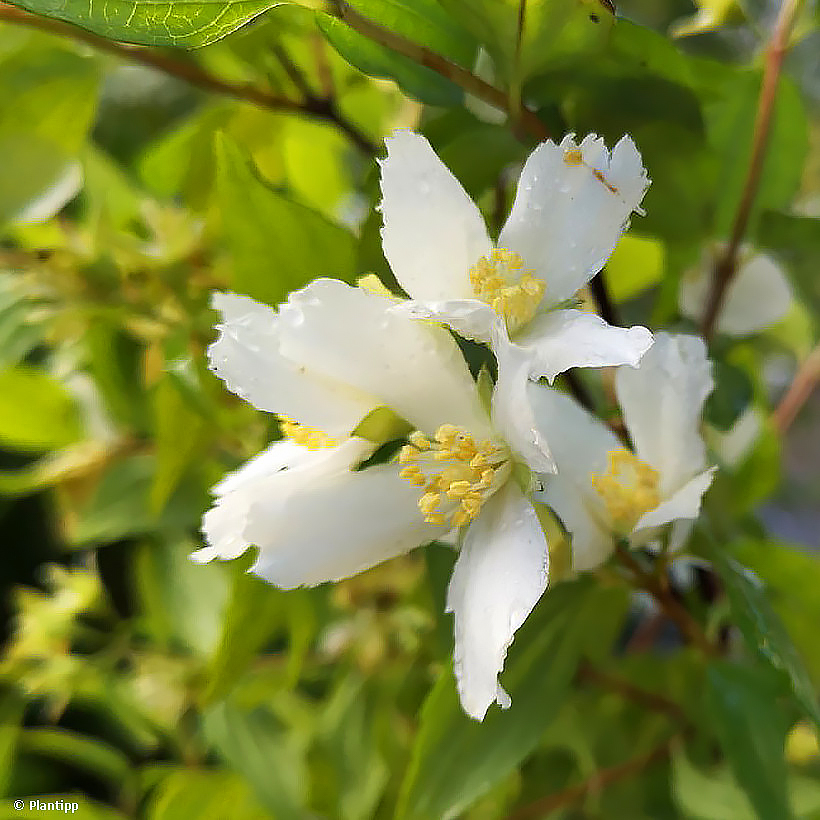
[379,130,654,469]
[195,278,563,721]
[528,333,717,572]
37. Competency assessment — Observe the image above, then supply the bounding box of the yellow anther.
[446,480,472,499]
[469,248,545,333]
[397,424,511,531]
[279,417,337,450]
[591,448,661,533]
[564,147,584,165]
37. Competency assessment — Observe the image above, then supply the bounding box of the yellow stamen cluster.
[398,425,509,528]
[469,248,546,333]
[591,448,660,533]
[279,417,337,450]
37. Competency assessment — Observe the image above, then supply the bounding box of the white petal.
[498,134,650,305]
[208,292,373,435]
[491,322,556,473]
[527,383,621,482]
[514,308,653,383]
[634,467,716,532]
[537,478,613,573]
[528,383,620,568]
[195,438,373,565]
[380,130,492,301]
[248,461,447,588]
[616,332,713,495]
[679,249,793,336]
[277,279,491,438]
[390,298,497,344]
[446,482,549,720]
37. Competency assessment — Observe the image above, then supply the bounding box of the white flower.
[678,245,793,336]
[378,130,654,428]
[197,279,556,721]
[529,333,717,572]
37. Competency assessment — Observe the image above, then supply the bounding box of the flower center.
[469,248,545,333]
[398,424,511,528]
[590,448,660,533]
[279,417,338,449]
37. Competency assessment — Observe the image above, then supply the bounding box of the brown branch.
[615,544,717,657]
[772,341,820,433]
[335,2,550,141]
[578,659,691,727]
[507,736,677,820]
[700,0,803,339]
[0,2,377,155]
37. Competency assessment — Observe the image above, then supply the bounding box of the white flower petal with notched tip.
[195,438,373,565]
[446,482,549,721]
[498,134,650,306]
[208,292,373,436]
[277,278,491,439]
[247,461,448,589]
[679,249,793,336]
[514,309,654,384]
[634,467,716,532]
[380,130,492,302]
[615,333,713,496]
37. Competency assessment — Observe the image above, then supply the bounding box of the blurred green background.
[1,0,820,817]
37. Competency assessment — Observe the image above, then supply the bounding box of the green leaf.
[758,211,820,314]
[672,750,756,820]
[202,701,309,817]
[214,133,356,306]
[201,564,285,704]
[0,134,81,228]
[705,662,792,820]
[606,234,665,302]
[150,376,209,515]
[396,580,628,819]
[705,71,808,238]
[0,366,82,451]
[5,0,279,47]
[20,727,132,789]
[135,539,228,654]
[65,454,207,547]
[344,0,478,67]
[147,769,269,820]
[316,12,462,106]
[351,406,412,445]
[439,0,615,84]
[705,543,820,730]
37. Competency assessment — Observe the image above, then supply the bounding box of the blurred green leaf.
[215,133,357,306]
[396,581,628,819]
[705,543,820,730]
[5,0,279,47]
[344,0,478,66]
[0,692,24,797]
[0,366,82,451]
[20,728,132,790]
[202,701,309,817]
[201,565,285,705]
[150,376,209,515]
[606,234,665,303]
[148,769,269,819]
[705,72,808,238]
[317,12,463,106]
[438,0,615,83]
[65,455,207,547]
[135,538,228,654]
[705,662,792,820]
[672,750,757,820]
